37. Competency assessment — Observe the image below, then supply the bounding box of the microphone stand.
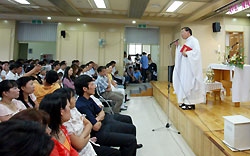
[152,42,180,134]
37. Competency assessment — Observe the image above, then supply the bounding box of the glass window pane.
[135,44,142,54]
[143,45,150,54]
[129,44,136,55]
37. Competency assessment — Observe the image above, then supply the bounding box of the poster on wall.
[28,48,33,54]
[40,54,53,61]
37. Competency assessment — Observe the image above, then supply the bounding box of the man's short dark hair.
[110,61,116,65]
[60,61,66,66]
[74,75,93,96]
[45,70,59,85]
[80,64,86,69]
[9,63,16,70]
[182,27,192,35]
[86,61,94,66]
[72,60,79,64]
[49,60,55,64]
[97,66,106,73]
[106,63,112,68]
[142,52,146,55]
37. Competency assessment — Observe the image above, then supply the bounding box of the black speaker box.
[168,65,174,83]
[61,30,66,38]
[212,22,221,32]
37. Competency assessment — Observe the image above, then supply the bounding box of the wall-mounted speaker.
[61,30,66,38]
[212,22,221,32]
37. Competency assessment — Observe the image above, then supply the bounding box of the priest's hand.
[182,51,188,57]
[174,41,179,46]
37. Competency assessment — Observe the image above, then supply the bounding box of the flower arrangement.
[227,49,245,69]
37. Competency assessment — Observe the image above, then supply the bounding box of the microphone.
[169,39,179,46]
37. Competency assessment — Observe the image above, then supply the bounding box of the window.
[127,43,151,61]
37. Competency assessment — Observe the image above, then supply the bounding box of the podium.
[223,115,250,151]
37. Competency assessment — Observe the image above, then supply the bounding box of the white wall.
[27,42,56,60]
[0,20,16,61]
[56,23,124,71]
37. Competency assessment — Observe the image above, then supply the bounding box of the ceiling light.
[94,0,106,8]
[14,0,30,4]
[47,17,51,20]
[166,1,183,12]
[132,20,136,24]
[77,18,80,21]
[247,14,250,17]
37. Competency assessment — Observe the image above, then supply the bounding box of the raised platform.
[151,81,250,156]
[129,83,152,97]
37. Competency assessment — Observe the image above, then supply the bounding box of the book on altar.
[180,45,192,53]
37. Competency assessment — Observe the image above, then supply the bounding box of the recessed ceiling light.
[4,20,8,23]
[47,17,51,20]
[77,18,80,21]
[132,20,136,24]
[94,0,106,8]
[247,14,250,17]
[14,0,30,5]
[166,1,183,12]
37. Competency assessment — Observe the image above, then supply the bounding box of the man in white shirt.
[6,62,22,80]
[57,61,67,75]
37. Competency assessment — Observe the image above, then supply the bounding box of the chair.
[95,84,114,114]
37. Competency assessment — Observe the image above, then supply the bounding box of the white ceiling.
[0,0,249,26]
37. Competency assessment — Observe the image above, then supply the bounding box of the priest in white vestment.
[173,27,205,110]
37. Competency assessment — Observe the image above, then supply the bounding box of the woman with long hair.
[63,67,75,90]
[71,64,79,81]
[56,88,121,156]
[0,119,54,156]
[17,76,39,108]
[0,80,26,121]
[39,93,79,156]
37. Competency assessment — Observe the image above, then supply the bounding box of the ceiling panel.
[178,2,206,14]
[0,6,15,12]
[31,0,55,6]
[145,0,170,12]
[71,0,92,9]
[0,1,15,5]
[109,0,129,11]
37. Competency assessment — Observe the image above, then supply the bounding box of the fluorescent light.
[47,17,51,20]
[94,0,106,8]
[14,0,30,4]
[166,1,183,12]
[132,20,136,24]
[77,18,80,21]
[247,14,250,17]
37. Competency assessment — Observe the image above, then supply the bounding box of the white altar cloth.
[208,64,250,103]
[232,65,250,102]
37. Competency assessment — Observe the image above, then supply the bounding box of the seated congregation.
[0,59,142,156]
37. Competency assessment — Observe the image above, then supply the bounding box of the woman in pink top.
[0,80,26,121]
[63,67,75,90]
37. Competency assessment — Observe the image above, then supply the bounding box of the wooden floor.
[151,81,250,156]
